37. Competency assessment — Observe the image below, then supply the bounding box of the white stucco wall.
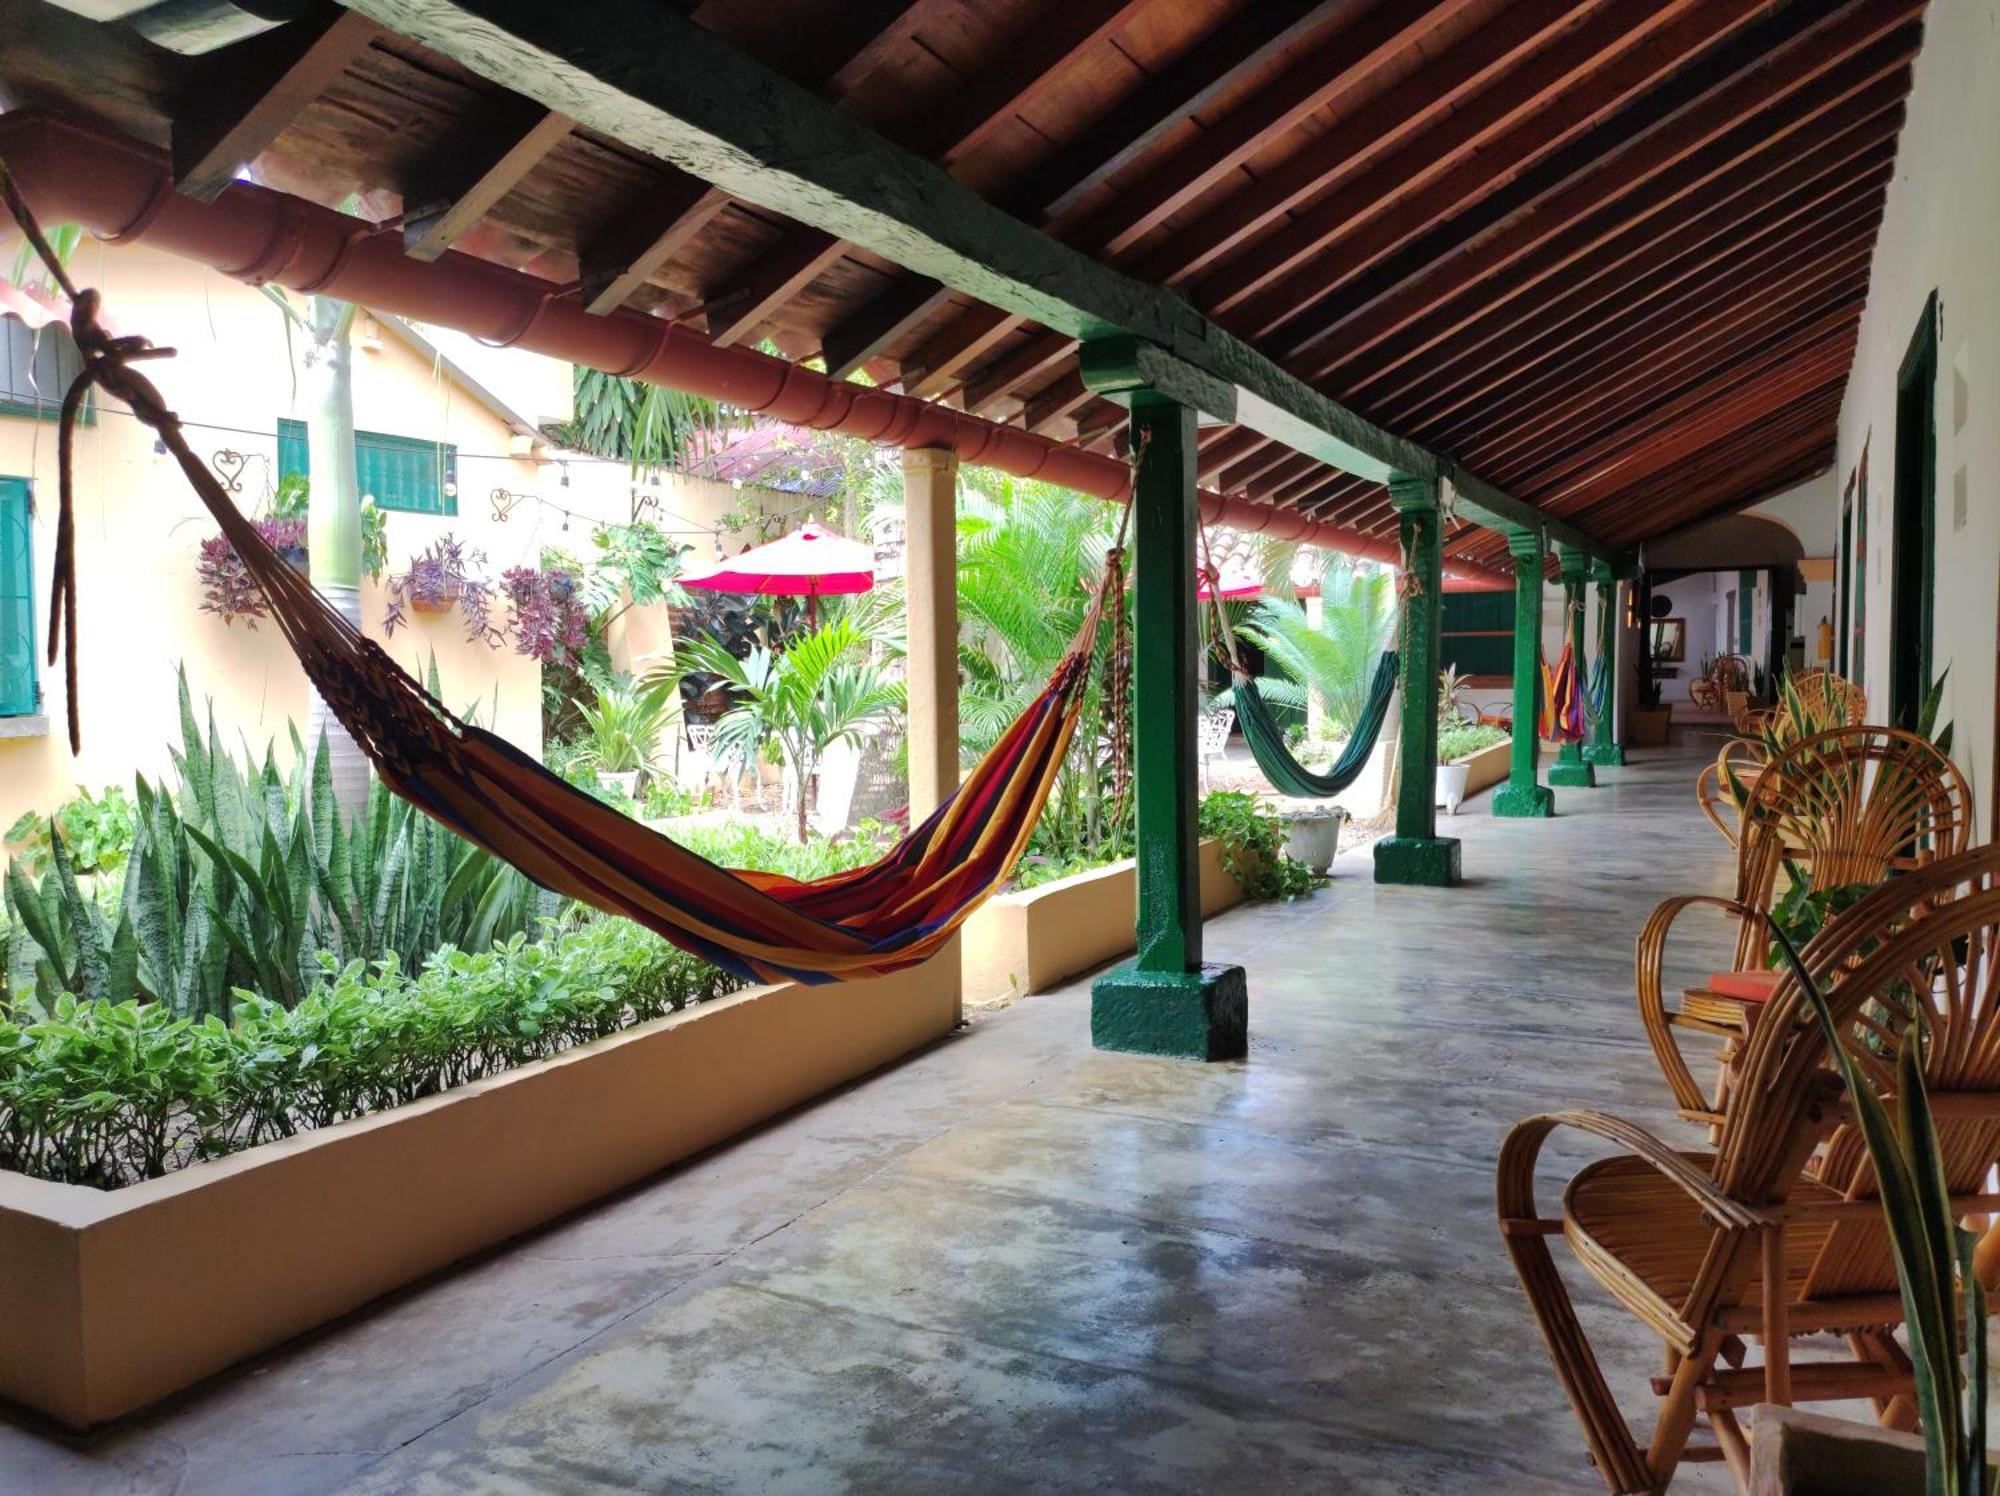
[1830,0,2000,827]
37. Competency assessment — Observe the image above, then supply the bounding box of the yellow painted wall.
[0,241,559,829]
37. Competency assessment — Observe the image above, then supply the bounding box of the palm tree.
[1238,563,1396,738]
[670,619,901,842]
[557,368,734,473]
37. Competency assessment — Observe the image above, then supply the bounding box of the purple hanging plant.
[385,533,502,646]
[197,517,308,628]
[501,564,591,668]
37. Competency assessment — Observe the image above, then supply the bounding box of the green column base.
[1372,835,1461,887]
[1092,960,1247,1061]
[1583,743,1626,766]
[1547,757,1597,788]
[1492,781,1556,818]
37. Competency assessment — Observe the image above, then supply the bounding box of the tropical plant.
[669,618,902,841]
[1767,918,1990,1496]
[569,680,680,776]
[1195,792,1326,900]
[4,787,135,879]
[266,472,388,581]
[1238,564,1396,738]
[0,919,740,1189]
[554,367,735,475]
[4,670,557,1021]
[1437,663,1473,726]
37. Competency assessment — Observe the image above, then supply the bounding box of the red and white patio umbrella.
[1198,561,1263,601]
[681,519,874,625]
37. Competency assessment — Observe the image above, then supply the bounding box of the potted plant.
[1275,803,1346,873]
[570,679,679,798]
[384,534,501,644]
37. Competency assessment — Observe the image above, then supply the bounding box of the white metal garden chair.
[682,722,743,811]
[1198,706,1235,793]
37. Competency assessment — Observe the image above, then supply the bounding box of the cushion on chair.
[1706,969,1783,1003]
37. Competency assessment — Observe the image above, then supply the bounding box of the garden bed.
[1453,738,1513,802]
[960,839,1244,1007]
[0,956,959,1430]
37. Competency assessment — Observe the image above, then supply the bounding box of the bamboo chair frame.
[1645,725,1971,1126]
[1504,845,2000,1493]
[1694,676,1868,847]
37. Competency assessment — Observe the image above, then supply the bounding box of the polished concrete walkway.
[0,745,1741,1494]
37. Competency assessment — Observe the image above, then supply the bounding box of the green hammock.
[1232,651,1400,799]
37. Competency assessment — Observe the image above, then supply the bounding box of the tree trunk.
[303,297,371,820]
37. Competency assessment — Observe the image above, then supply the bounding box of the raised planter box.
[0,959,959,1430]
[1748,1403,1996,1493]
[960,838,1245,1006]
[1436,737,1512,811]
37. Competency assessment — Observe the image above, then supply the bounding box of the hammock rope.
[2,164,1121,986]
[1198,525,1397,800]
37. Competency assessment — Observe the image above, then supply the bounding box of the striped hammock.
[24,225,1113,986]
[1539,643,1586,744]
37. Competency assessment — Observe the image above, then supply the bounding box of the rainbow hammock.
[20,209,1112,987]
[1539,642,1586,744]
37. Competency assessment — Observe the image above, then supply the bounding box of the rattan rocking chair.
[1643,725,1971,1128]
[1503,842,2000,1493]
[1693,676,1869,848]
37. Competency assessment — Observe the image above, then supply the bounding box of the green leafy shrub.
[4,786,135,878]
[0,920,742,1189]
[670,819,896,880]
[1198,792,1326,901]
[1436,723,1508,764]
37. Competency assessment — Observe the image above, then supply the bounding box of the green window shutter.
[1439,590,1514,676]
[1738,569,1755,653]
[274,421,457,515]
[0,478,36,716]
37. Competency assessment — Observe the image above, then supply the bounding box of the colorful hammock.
[1539,642,1585,743]
[1232,653,1398,800]
[10,179,1111,987]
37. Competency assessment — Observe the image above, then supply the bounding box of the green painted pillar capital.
[1493,528,1555,818]
[1557,545,1591,584]
[1374,471,1461,886]
[1091,387,1246,1061]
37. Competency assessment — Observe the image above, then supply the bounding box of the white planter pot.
[596,769,641,798]
[1436,761,1471,815]
[1278,808,1346,873]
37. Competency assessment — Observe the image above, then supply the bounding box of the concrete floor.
[1,744,1746,1494]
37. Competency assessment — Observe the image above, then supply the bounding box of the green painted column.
[1373,475,1461,887]
[1546,547,1596,789]
[1583,559,1626,766]
[1492,529,1555,818]
[1091,390,1247,1061]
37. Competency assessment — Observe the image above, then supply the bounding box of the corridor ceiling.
[1,0,1925,570]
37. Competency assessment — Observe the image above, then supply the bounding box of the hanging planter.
[196,517,308,627]
[384,534,501,644]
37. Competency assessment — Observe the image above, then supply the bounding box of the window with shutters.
[277,418,458,515]
[1439,590,1513,678]
[0,319,93,424]
[0,477,36,717]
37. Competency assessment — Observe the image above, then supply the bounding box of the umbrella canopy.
[682,520,875,597]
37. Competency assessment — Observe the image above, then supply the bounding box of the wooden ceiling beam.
[821,278,954,381]
[345,0,1617,556]
[701,230,847,347]
[172,5,380,201]
[402,104,573,263]
[1460,253,1874,481]
[963,330,1076,414]
[1023,372,1093,436]
[1224,449,1319,500]
[1195,428,1267,482]
[1294,14,1924,378]
[1136,0,1647,290]
[1489,315,1867,496]
[1057,0,1489,258]
[1363,127,1899,432]
[1454,236,1879,474]
[1201,0,1774,333]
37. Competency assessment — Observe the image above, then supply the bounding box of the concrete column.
[901,447,959,821]
[1373,474,1460,887]
[1493,530,1555,818]
[1547,547,1597,788]
[1090,390,1246,1061]
[1584,559,1626,766]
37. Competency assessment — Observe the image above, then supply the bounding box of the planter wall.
[0,959,959,1430]
[960,838,1244,1006]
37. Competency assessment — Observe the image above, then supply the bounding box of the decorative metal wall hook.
[210,448,250,494]
[489,487,526,523]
